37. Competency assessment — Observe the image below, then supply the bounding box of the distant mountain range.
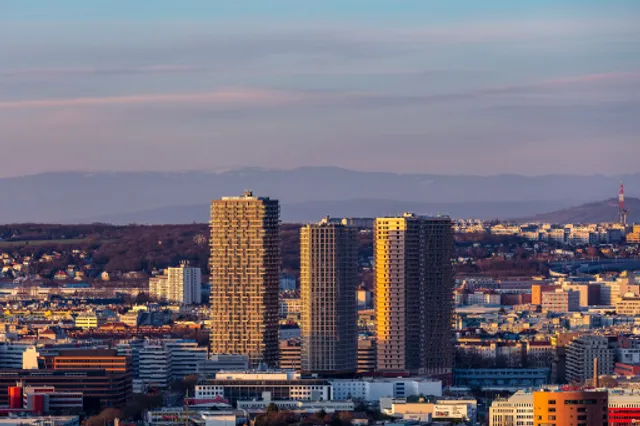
[0,167,637,224]
[82,199,574,224]
[513,197,640,224]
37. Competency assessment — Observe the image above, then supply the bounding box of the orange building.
[50,349,131,373]
[533,390,608,426]
[532,284,558,305]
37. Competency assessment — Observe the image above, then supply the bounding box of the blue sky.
[1,0,639,176]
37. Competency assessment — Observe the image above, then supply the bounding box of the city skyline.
[2,0,639,177]
[2,2,640,424]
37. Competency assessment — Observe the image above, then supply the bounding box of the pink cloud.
[0,88,313,110]
[539,71,640,86]
[0,65,204,78]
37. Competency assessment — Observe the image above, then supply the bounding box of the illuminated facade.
[374,214,454,376]
[209,191,280,368]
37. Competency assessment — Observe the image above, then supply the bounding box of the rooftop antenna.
[618,182,630,226]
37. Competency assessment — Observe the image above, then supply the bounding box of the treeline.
[2,223,543,280]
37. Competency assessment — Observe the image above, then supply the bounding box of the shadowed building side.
[300,219,358,376]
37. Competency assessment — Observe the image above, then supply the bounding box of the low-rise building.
[0,369,132,408]
[534,389,608,426]
[453,368,550,390]
[278,339,301,371]
[609,393,640,425]
[616,293,640,316]
[489,391,533,426]
[541,289,580,313]
[237,397,354,414]
[196,355,250,379]
[331,377,442,402]
[385,398,477,423]
[196,371,332,404]
[357,339,376,374]
[73,312,107,329]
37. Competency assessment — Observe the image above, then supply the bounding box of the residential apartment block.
[209,192,280,368]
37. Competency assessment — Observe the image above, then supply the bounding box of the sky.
[1,0,640,177]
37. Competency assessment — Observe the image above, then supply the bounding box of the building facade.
[489,391,534,426]
[331,378,442,402]
[0,370,132,408]
[541,289,580,313]
[196,371,331,404]
[453,369,550,390]
[300,220,358,375]
[375,214,454,376]
[209,191,280,368]
[565,335,615,384]
[533,390,608,426]
[149,262,202,305]
[616,294,640,316]
[50,349,130,373]
[279,339,302,372]
[357,339,377,374]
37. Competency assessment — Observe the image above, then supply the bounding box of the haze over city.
[2,0,640,177]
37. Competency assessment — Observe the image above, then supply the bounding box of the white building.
[146,409,237,426]
[137,341,172,391]
[165,340,208,380]
[0,342,39,369]
[489,391,534,426]
[383,399,477,423]
[433,400,477,422]
[195,371,332,402]
[134,339,207,392]
[330,378,442,402]
[149,262,201,305]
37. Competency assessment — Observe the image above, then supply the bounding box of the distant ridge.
[0,168,637,223]
[77,199,573,224]
[513,197,640,224]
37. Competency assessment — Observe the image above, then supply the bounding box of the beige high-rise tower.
[300,219,358,375]
[375,213,454,377]
[209,191,280,368]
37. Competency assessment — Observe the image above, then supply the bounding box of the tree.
[338,412,353,426]
[83,408,123,426]
[267,403,280,414]
[122,393,163,421]
[135,292,150,304]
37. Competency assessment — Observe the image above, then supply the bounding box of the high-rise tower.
[209,191,280,368]
[375,213,454,377]
[300,218,358,375]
